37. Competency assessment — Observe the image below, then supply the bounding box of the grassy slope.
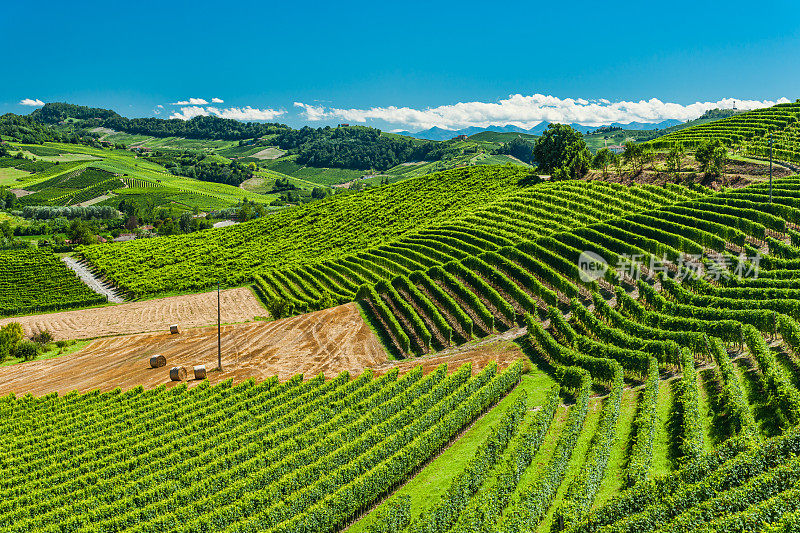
[538,398,603,532]
[348,365,555,532]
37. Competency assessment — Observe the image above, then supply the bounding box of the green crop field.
[0,248,107,316]
[0,360,524,532]
[79,165,541,297]
[335,168,800,530]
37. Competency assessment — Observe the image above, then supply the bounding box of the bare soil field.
[375,337,525,377]
[0,287,265,340]
[0,302,526,396]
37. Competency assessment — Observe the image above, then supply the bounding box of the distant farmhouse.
[607,145,625,154]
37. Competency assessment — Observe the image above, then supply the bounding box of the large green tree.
[532,124,591,179]
[695,139,727,176]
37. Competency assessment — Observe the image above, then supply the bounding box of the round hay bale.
[149,355,167,368]
[170,324,180,334]
[169,366,187,381]
[194,365,207,380]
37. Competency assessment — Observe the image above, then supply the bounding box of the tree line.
[273,126,442,171]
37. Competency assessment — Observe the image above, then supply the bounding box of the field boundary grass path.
[62,256,125,303]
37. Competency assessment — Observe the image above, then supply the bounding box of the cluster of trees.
[273,126,439,171]
[532,124,592,179]
[695,139,727,176]
[588,139,725,179]
[271,177,297,193]
[185,160,253,186]
[699,108,739,121]
[117,200,213,235]
[154,212,214,236]
[149,152,255,186]
[500,138,536,164]
[0,187,16,210]
[0,324,63,363]
[28,103,291,141]
[106,115,290,140]
[30,102,121,124]
[0,323,38,362]
[0,113,85,145]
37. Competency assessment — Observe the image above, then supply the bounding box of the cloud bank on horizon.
[294,94,791,131]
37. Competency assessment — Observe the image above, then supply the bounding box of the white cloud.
[206,106,285,121]
[211,97,224,103]
[171,97,208,105]
[169,106,210,120]
[293,102,328,121]
[294,94,791,131]
[153,104,164,115]
[169,105,285,121]
[19,98,45,107]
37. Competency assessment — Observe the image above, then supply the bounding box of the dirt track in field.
[0,301,526,396]
[0,287,266,341]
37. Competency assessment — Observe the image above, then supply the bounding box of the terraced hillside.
[80,165,705,301]
[648,102,800,164]
[17,166,124,206]
[346,174,800,531]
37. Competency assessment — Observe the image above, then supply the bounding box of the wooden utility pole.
[217,281,222,371]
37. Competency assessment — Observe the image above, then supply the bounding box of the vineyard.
[16,166,124,206]
[647,102,800,164]
[6,142,278,211]
[0,249,107,316]
[0,360,524,532]
[336,170,800,531]
[7,102,800,530]
[79,165,541,296]
[78,165,704,299]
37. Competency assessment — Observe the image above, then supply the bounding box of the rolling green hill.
[648,102,800,164]
[79,165,538,297]
[343,172,800,531]
[4,142,277,211]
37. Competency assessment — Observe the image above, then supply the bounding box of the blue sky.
[3,0,799,131]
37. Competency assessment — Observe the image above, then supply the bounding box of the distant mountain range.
[396,120,684,141]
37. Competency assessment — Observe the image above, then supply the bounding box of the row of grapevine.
[0,249,108,316]
[0,362,524,532]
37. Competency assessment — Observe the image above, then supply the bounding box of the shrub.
[15,340,40,362]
